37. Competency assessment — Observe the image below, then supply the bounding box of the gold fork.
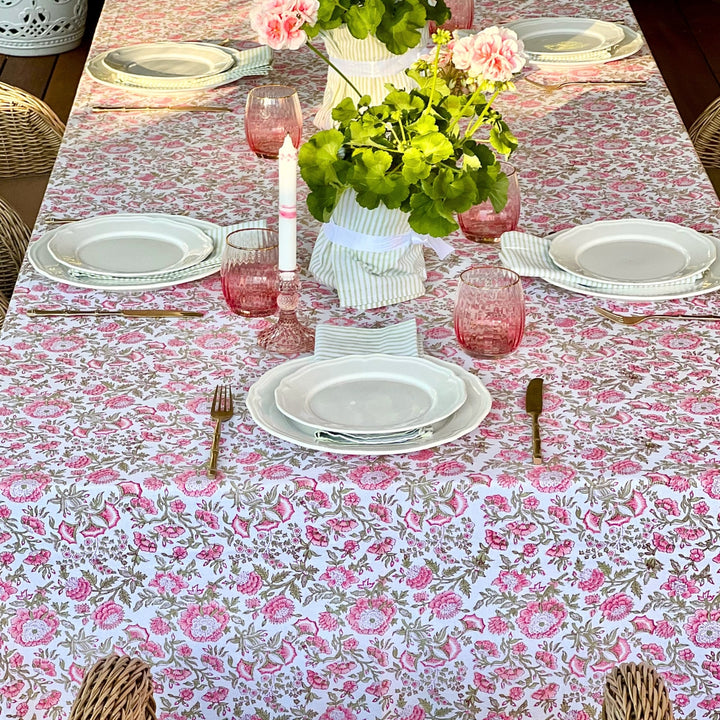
[208,384,234,476]
[595,306,720,325]
[525,77,647,91]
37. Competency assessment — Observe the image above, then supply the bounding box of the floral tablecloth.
[2,0,720,719]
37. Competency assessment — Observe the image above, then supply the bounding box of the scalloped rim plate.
[274,354,467,434]
[248,356,492,456]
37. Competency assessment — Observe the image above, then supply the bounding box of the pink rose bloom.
[685,609,720,648]
[428,591,463,619]
[600,594,634,621]
[9,605,59,646]
[406,564,433,589]
[347,595,396,635]
[179,602,229,641]
[262,596,295,624]
[452,26,525,83]
[236,571,263,594]
[93,601,124,630]
[66,576,92,601]
[517,599,567,638]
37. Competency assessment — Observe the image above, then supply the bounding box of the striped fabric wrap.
[309,189,427,310]
[313,26,429,130]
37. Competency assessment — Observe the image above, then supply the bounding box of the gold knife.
[525,378,544,465]
[28,309,204,318]
[91,106,232,113]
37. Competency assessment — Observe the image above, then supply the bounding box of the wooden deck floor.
[0,0,719,228]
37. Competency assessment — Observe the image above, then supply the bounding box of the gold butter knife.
[91,105,232,113]
[28,309,204,318]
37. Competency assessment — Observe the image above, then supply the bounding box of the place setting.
[86,40,273,94]
[28,213,267,291]
[499,219,720,301]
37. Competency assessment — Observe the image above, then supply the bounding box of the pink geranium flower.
[250,0,319,50]
[452,26,525,83]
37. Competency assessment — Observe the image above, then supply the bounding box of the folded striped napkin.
[313,319,420,360]
[499,231,702,290]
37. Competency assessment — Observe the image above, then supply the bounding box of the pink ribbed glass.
[454,266,525,358]
[245,85,302,159]
[221,228,279,317]
[442,0,474,30]
[458,162,520,243]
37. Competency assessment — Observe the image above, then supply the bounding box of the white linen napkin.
[499,231,703,290]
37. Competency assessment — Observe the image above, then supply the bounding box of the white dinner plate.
[505,17,625,56]
[548,219,716,284]
[86,45,272,94]
[103,43,234,83]
[248,356,492,456]
[28,214,227,291]
[541,233,720,301]
[274,354,467,434]
[47,216,214,277]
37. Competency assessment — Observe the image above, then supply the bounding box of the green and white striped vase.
[309,189,453,310]
[314,26,430,130]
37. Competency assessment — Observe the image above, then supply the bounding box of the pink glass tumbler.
[245,85,302,159]
[454,266,525,358]
[442,0,474,31]
[458,162,520,243]
[221,228,279,317]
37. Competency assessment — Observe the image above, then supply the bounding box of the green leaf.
[306,184,341,222]
[411,131,454,163]
[331,97,360,124]
[375,1,427,55]
[489,120,519,156]
[351,148,409,208]
[400,147,431,183]
[408,192,458,236]
[298,129,346,188]
[345,0,385,38]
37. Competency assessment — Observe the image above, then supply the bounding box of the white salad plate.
[29,214,226,291]
[548,219,717,284]
[274,354,467,435]
[47,216,214,277]
[543,234,720,301]
[248,356,492,456]
[528,25,643,67]
[505,17,625,56]
[87,44,271,94]
[102,42,234,83]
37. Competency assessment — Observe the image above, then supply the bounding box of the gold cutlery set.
[91,105,232,113]
[525,77,647,91]
[28,308,204,318]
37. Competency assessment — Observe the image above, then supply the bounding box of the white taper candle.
[278,134,297,272]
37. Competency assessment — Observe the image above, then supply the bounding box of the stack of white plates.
[28,214,225,291]
[87,42,273,93]
[547,220,718,299]
[504,17,644,67]
[247,354,493,455]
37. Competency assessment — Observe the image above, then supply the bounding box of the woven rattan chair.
[0,195,30,300]
[0,82,65,178]
[68,655,157,720]
[690,96,720,169]
[602,662,674,720]
[0,291,9,328]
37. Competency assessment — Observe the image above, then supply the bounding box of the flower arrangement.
[297,27,527,238]
[250,0,450,56]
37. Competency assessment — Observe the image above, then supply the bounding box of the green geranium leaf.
[408,192,458,236]
[351,148,409,208]
[346,0,385,37]
[331,97,360,124]
[411,131,454,163]
[408,113,437,136]
[489,121,519,156]
[401,147,431,183]
[487,170,509,213]
[375,1,426,55]
[306,184,341,222]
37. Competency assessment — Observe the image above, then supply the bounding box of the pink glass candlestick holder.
[257,268,315,354]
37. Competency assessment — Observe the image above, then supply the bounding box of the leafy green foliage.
[299,36,520,237]
[306,0,449,54]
